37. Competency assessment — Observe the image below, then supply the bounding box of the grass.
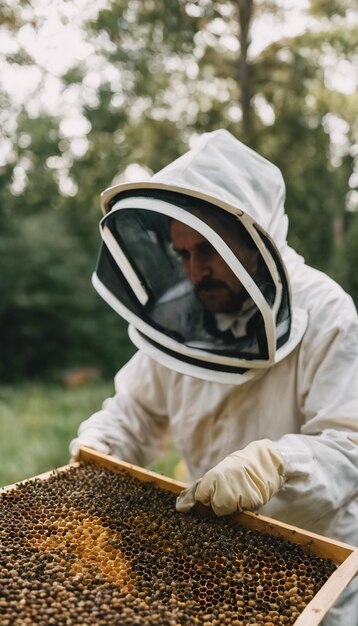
[0,380,183,488]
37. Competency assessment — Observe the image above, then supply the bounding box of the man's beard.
[194,278,248,313]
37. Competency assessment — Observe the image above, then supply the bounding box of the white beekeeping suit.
[70,130,358,625]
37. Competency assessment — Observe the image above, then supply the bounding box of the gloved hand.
[68,440,112,464]
[176,439,285,516]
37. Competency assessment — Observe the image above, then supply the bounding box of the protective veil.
[71,130,358,626]
[93,131,308,383]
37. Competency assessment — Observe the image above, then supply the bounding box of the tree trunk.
[237,0,254,137]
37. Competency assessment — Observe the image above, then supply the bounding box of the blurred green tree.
[0,0,356,379]
[65,0,356,269]
[0,108,134,379]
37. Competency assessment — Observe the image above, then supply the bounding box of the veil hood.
[95,130,307,384]
[151,129,289,253]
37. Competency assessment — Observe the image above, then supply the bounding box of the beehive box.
[0,446,357,626]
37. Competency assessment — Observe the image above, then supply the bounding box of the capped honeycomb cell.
[0,462,337,625]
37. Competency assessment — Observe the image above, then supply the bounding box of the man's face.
[170,219,259,314]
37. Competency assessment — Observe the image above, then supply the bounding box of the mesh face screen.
[0,463,336,625]
[99,201,291,361]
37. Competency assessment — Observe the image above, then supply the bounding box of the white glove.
[69,438,112,463]
[176,439,285,516]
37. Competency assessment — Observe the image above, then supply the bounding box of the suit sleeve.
[264,290,358,540]
[69,352,170,467]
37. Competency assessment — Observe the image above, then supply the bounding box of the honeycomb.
[0,462,336,626]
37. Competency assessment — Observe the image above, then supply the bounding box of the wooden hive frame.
[2,445,358,626]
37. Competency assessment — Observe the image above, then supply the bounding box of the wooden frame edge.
[0,462,79,493]
[78,446,187,492]
[294,549,358,626]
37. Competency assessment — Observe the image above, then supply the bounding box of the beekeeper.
[70,130,358,625]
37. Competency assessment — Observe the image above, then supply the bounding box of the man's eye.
[177,250,190,261]
[200,242,216,257]
[174,249,190,261]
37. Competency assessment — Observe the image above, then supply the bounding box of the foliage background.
[1,0,357,381]
[0,0,357,481]
[0,380,182,486]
